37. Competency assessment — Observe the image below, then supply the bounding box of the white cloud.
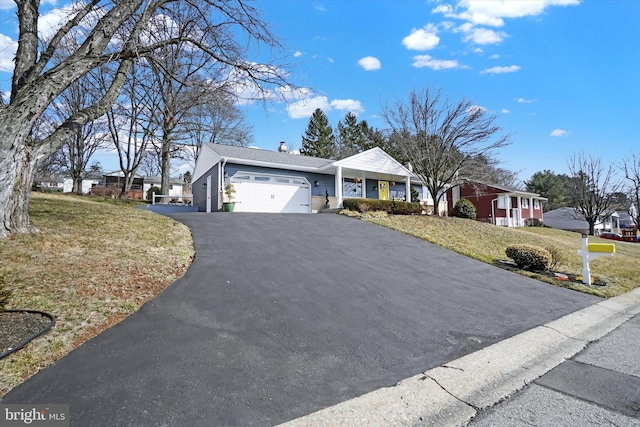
[38,5,74,39]
[0,0,15,10]
[294,51,302,57]
[434,0,580,27]
[501,108,510,114]
[517,97,537,103]
[358,56,381,71]
[489,54,500,59]
[462,26,506,44]
[330,99,364,114]
[412,55,460,70]
[550,128,569,137]
[315,5,326,12]
[481,65,521,74]
[468,105,487,116]
[287,96,331,119]
[286,96,364,119]
[276,86,313,101]
[0,33,17,72]
[402,24,440,50]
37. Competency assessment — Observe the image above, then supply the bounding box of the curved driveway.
[3,213,598,426]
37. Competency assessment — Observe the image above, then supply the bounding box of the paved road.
[469,313,640,426]
[3,214,598,426]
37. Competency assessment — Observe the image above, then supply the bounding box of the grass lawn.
[356,212,640,298]
[0,193,194,396]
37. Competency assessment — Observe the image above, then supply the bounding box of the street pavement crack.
[424,374,480,412]
[541,324,589,342]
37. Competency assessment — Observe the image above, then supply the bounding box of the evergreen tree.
[525,170,568,211]
[300,109,336,159]
[336,112,369,159]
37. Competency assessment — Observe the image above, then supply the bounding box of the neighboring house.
[544,207,620,235]
[33,176,65,191]
[446,181,546,227]
[192,143,441,213]
[62,172,103,194]
[143,176,189,201]
[89,171,145,199]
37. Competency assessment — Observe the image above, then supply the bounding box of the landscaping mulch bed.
[0,311,54,359]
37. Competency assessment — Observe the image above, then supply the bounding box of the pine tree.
[300,109,336,159]
[336,112,369,159]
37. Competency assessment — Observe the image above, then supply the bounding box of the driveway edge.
[277,288,640,427]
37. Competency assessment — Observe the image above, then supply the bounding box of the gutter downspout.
[220,158,228,211]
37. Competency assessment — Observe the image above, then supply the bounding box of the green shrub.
[505,244,552,271]
[452,198,477,219]
[525,218,544,227]
[146,186,161,202]
[342,198,422,215]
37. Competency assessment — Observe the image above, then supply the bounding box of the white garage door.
[230,172,311,213]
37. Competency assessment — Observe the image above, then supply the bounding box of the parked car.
[599,232,639,242]
[599,232,623,241]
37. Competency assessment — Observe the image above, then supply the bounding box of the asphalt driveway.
[3,213,599,426]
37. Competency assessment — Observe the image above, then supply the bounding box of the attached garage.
[230,171,311,213]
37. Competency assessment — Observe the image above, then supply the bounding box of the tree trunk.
[161,135,171,196]
[0,145,39,238]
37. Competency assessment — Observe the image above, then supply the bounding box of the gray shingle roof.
[206,143,333,169]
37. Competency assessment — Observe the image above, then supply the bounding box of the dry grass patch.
[363,214,640,298]
[0,193,194,396]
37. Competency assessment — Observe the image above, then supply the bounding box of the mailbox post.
[576,233,615,285]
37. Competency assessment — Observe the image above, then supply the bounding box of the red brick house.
[446,181,546,227]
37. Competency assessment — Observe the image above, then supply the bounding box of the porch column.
[405,175,411,202]
[335,166,343,208]
[362,178,367,199]
[505,195,511,226]
[529,197,534,219]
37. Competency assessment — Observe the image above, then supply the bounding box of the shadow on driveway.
[3,214,599,426]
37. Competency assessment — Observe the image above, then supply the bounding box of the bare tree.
[622,154,640,229]
[105,61,157,198]
[0,0,290,238]
[138,151,162,177]
[568,153,623,235]
[381,88,511,214]
[41,76,110,194]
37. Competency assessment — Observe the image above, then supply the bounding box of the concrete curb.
[277,288,640,427]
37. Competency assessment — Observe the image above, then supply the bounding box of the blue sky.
[1,0,638,184]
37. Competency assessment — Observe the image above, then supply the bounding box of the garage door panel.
[230,172,311,213]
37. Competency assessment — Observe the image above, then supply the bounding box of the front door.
[379,181,389,201]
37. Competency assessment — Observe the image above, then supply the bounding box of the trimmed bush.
[146,186,161,202]
[452,198,477,219]
[525,218,544,227]
[505,244,552,271]
[342,198,422,215]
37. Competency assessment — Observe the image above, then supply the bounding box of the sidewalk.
[278,287,640,426]
[469,310,640,426]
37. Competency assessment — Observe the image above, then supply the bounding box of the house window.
[343,179,363,198]
[522,199,529,208]
[534,199,540,210]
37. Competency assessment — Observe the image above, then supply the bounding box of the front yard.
[360,213,640,298]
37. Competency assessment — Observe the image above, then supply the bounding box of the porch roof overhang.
[194,144,423,185]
